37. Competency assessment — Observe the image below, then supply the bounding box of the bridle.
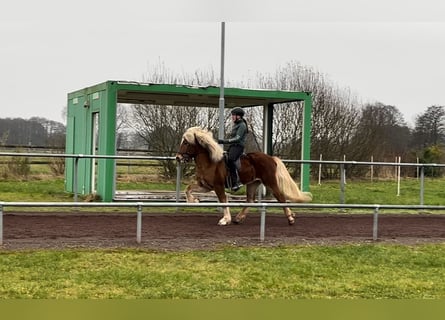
[176,135,211,163]
[176,139,198,163]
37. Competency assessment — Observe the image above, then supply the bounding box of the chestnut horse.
[175,127,312,226]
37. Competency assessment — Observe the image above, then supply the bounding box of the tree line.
[0,117,66,147]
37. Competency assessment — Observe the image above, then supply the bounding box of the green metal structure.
[65,80,312,201]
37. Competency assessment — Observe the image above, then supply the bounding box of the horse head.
[175,135,199,163]
[176,127,224,163]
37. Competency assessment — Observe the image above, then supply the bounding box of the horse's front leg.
[185,183,211,203]
[214,185,231,226]
[234,181,261,224]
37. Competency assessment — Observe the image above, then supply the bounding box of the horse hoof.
[233,217,245,225]
[288,218,295,225]
[218,219,231,226]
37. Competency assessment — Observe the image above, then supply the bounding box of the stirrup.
[231,183,242,192]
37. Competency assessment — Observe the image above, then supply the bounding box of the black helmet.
[231,107,245,117]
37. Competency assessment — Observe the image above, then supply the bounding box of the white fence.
[2,201,445,245]
[1,151,445,204]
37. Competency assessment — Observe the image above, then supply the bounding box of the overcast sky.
[1,0,445,126]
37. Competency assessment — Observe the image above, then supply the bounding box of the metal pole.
[394,156,398,180]
[175,162,182,206]
[136,203,142,244]
[397,156,401,196]
[217,21,226,213]
[339,163,345,204]
[0,204,3,246]
[260,205,266,242]
[74,156,79,202]
[420,166,425,205]
[218,22,226,143]
[373,206,379,241]
[175,163,181,202]
[301,96,312,192]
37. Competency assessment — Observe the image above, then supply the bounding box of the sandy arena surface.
[2,210,445,250]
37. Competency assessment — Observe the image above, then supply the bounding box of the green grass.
[311,178,445,206]
[2,177,445,205]
[0,179,72,202]
[1,244,444,298]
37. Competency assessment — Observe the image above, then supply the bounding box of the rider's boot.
[230,170,242,192]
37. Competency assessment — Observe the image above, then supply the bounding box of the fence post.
[339,163,345,204]
[260,205,266,242]
[419,166,425,206]
[0,203,3,246]
[176,162,182,203]
[136,203,142,244]
[74,156,80,202]
[396,156,401,196]
[175,162,182,213]
[373,206,379,241]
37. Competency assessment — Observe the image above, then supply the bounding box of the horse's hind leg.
[269,185,295,225]
[233,181,262,224]
[283,207,295,225]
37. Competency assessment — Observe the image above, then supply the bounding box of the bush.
[4,156,31,179]
[48,157,65,176]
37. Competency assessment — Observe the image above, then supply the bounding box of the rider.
[218,107,248,191]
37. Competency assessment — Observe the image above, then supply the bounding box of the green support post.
[301,94,312,192]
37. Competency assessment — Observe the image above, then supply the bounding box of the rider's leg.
[227,144,243,191]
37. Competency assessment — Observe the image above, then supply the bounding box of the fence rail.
[1,151,444,204]
[2,201,445,246]
[1,152,445,246]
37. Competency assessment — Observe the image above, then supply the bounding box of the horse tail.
[273,156,312,203]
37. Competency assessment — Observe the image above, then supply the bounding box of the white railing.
[2,201,445,245]
[1,151,445,204]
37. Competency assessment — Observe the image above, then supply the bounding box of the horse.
[175,126,312,226]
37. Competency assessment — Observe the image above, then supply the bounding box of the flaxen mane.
[182,127,223,163]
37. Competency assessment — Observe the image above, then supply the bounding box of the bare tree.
[351,103,409,159]
[348,103,411,177]
[252,61,361,178]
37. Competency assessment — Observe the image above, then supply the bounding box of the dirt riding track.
[2,211,445,250]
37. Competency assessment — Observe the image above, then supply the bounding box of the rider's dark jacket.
[223,119,247,147]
